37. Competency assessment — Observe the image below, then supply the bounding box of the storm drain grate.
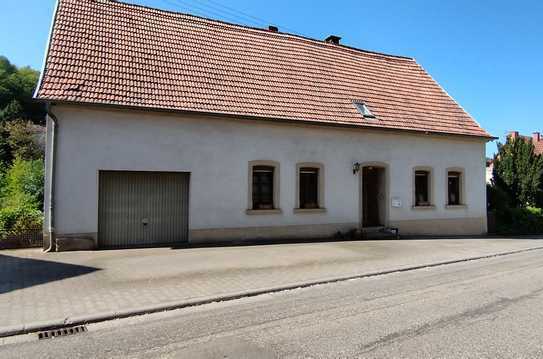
[37,325,88,340]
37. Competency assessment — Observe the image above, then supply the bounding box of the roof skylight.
[354,102,376,119]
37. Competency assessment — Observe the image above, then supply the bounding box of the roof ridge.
[89,0,415,61]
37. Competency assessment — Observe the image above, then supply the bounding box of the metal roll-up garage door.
[98,171,189,248]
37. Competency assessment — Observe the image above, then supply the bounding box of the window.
[354,101,376,119]
[415,170,431,206]
[295,163,325,212]
[299,167,319,209]
[448,171,462,205]
[247,161,280,214]
[252,166,275,210]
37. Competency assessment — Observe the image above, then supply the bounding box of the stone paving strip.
[1,238,542,337]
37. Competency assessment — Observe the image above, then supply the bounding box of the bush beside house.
[0,56,45,247]
[0,157,44,230]
[488,135,543,234]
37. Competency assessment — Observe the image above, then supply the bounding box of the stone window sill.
[293,208,327,214]
[246,209,282,215]
[445,204,467,209]
[412,205,436,210]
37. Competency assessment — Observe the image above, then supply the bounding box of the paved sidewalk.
[1,238,542,336]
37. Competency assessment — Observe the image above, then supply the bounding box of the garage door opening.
[98,171,189,248]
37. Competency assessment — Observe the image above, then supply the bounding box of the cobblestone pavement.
[1,238,542,334]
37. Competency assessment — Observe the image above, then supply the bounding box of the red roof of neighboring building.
[508,131,543,155]
[535,141,543,155]
[525,137,543,155]
[35,0,492,138]
[531,134,543,155]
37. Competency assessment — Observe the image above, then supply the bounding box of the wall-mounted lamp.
[352,162,361,175]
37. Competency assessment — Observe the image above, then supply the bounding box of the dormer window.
[354,102,376,119]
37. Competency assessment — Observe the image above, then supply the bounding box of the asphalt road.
[3,249,543,358]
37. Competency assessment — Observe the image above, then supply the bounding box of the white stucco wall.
[48,105,488,240]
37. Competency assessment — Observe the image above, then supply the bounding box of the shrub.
[0,157,44,235]
[487,184,512,211]
[493,206,543,235]
[492,136,543,208]
[4,120,45,161]
[0,205,43,234]
[1,157,44,210]
[537,188,543,209]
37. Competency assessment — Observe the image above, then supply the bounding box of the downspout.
[44,103,58,252]
[35,0,60,251]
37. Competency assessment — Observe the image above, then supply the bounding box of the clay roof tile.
[35,0,492,138]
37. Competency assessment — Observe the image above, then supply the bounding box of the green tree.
[0,126,12,166]
[493,136,543,208]
[0,56,44,124]
[0,157,44,233]
[0,100,23,121]
[1,157,44,210]
[5,120,45,160]
[0,56,45,165]
[538,181,543,209]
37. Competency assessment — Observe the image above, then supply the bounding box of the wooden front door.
[362,167,383,227]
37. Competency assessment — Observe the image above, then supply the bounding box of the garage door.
[98,171,189,248]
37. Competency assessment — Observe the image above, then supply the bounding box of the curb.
[2,245,543,338]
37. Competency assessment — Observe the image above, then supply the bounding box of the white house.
[35,0,493,251]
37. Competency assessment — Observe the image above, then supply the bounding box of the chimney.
[325,35,341,45]
[533,132,541,142]
[509,131,519,139]
[268,25,278,32]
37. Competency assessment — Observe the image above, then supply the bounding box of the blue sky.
[2,0,542,157]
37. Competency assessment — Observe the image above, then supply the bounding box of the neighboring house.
[35,0,494,251]
[508,131,543,155]
[486,131,541,184]
[486,159,494,184]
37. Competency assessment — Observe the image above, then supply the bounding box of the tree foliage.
[1,157,44,210]
[0,205,43,233]
[492,136,543,208]
[0,157,44,232]
[5,120,45,160]
[0,56,44,124]
[0,56,45,165]
[0,56,45,234]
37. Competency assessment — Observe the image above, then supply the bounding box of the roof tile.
[36,0,492,138]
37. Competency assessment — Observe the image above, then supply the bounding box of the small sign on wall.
[391,197,402,208]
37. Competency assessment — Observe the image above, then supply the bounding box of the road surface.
[2,249,543,358]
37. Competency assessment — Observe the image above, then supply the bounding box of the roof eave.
[37,98,496,141]
[33,0,61,100]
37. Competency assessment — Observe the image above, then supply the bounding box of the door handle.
[142,218,149,226]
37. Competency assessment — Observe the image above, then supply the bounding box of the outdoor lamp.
[352,162,361,175]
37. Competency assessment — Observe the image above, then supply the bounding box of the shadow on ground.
[167,234,543,249]
[0,254,99,295]
[96,234,543,251]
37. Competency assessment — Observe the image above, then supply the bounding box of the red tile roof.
[35,0,492,138]
[535,141,543,155]
[525,137,543,155]
[509,132,543,155]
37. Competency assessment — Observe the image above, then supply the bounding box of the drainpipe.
[44,103,58,252]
